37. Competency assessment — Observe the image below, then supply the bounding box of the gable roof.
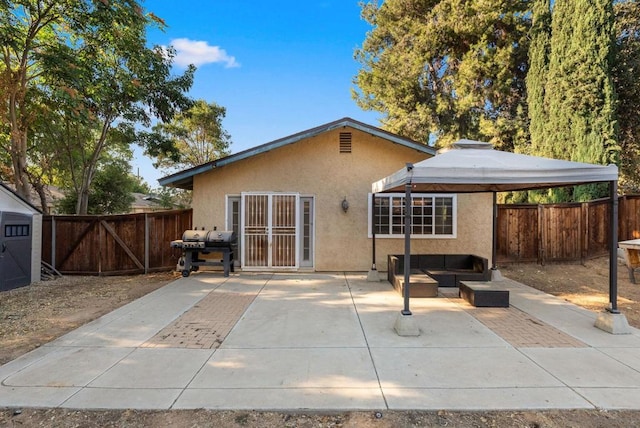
[0,182,42,214]
[372,139,618,193]
[159,117,435,189]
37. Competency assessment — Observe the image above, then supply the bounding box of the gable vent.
[339,132,352,153]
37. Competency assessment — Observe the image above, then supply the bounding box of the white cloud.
[168,38,239,68]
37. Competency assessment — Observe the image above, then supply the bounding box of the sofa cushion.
[444,255,474,270]
[424,271,456,287]
[418,254,445,269]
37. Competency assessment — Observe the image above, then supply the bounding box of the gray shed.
[0,183,42,291]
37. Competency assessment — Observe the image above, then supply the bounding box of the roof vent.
[339,132,352,153]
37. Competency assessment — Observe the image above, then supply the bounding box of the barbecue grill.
[171,228,236,277]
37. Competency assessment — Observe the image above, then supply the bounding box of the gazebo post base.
[367,269,380,282]
[595,311,631,335]
[394,313,420,336]
[491,268,504,282]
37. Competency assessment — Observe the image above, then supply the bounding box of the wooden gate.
[41,209,192,275]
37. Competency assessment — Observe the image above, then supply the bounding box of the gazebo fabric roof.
[372,140,618,193]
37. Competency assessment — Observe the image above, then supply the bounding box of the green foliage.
[522,0,619,202]
[130,176,151,194]
[155,187,191,210]
[353,0,531,151]
[57,158,136,215]
[525,0,551,155]
[151,100,232,170]
[613,0,640,192]
[545,0,618,166]
[0,0,195,213]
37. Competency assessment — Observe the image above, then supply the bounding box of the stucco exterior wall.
[192,127,493,271]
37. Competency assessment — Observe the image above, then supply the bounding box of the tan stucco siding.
[192,127,493,271]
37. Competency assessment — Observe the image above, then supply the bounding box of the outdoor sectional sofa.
[387,254,490,294]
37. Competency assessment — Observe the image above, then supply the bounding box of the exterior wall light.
[341,197,349,213]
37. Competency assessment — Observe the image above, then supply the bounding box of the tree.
[46,3,194,214]
[525,0,551,155]
[613,0,640,192]
[0,0,70,201]
[534,0,618,201]
[155,186,191,210]
[0,1,194,212]
[151,99,231,170]
[57,155,136,215]
[353,0,531,150]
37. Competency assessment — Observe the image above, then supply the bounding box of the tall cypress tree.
[526,0,551,155]
[537,0,619,201]
[543,0,576,162]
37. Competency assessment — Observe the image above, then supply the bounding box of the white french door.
[241,192,299,269]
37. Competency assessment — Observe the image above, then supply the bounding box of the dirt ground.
[1,259,640,427]
[500,256,640,329]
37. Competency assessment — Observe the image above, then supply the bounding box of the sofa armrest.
[470,255,488,273]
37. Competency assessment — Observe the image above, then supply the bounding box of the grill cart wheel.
[182,270,190,278]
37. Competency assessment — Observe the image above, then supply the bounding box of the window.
[369,193,456,238]
[4,224,30,237]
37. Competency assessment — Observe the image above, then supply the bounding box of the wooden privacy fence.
[42,209,192,275]
[496,194,640,264]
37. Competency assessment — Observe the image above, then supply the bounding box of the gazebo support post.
[491,192,503,281]
[367,193,380,282]
[595,179,630,334]
[402,181,412,315]
[609,180,619,314]
[394,167,419,336]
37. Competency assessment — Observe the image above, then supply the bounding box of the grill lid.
[182,230,208,242]
[181,229,236,243]
[205,230,236,243]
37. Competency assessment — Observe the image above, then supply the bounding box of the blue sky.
[133,1,381,187]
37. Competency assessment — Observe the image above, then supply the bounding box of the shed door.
[241,193,299,269]
[0,212,32,291]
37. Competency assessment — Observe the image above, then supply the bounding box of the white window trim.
[367,193,457,239]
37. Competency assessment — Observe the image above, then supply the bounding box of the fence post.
[537,204,545,265]
[619,195,626,241]
[581,201,588,264]
[51,216,56,271]
[144,213,149,274]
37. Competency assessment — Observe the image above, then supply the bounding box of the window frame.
[367,193,457,239]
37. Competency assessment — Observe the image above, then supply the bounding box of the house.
[130,193,167,213]
[0,183,43,291]
[159,118,494,272]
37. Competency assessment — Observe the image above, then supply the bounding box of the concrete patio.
[1,272,640,411]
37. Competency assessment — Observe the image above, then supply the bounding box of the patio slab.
[89,348,214,389]
[1,272,640,411]
[174,387,386,410]
[383,387,593,410]
[189,348,378,389]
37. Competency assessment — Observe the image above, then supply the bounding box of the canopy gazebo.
[372,140,628,335]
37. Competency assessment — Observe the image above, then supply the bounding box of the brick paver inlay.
[142,291,256,349]
[463,304,587,348]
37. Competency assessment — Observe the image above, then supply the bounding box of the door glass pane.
[300,197,313,267]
